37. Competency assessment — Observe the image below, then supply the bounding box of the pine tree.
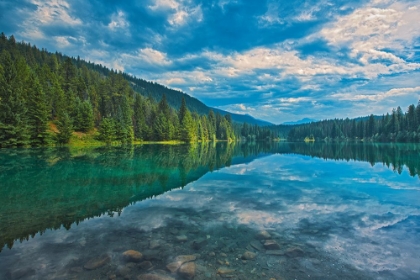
[98,117,115,144]
[56,112,73,144]
[133,95,146,140]
[179,96,187,124]
[180,109,195,142]
[0,51,30,147]
[26,71,50,145]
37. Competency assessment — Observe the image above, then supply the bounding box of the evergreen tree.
[0,51,30,147]
[56,112,73,144]
[180,109,195,142]
[179,96,187,124]
[26,71,50,145]
[133,95,146,140]
[98,118,115,144]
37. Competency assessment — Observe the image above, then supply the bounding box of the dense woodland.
[287,103,420,142]
[0,33,275,148]
[2,33,420,147]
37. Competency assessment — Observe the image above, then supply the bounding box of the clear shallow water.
[0,143,419,280]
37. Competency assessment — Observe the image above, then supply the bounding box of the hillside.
[122,74,272,126]
[0,33,276,147]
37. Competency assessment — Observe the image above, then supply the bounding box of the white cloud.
[108,11,129,31]
[331,86,420,102]
[31,0,82,26]
[19,0,82,40]
[148,0,202,26]
[320,1,420,68]
[258,1,283,26]
[148,0,179,10]
[54,36,72,48]
[137,48,171,65]
[162,77,186,85]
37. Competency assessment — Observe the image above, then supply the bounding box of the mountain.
[0,33,277,147]
[283,118,317,125]
[123,74,272,126]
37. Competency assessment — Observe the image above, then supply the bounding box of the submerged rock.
[191,238,207,250]
[256,230,271,239]
[241,251,256,260]
[123,250,143,262]
[265,250,284,256]
[217,267,235,275]
[150,240,161,249]
[285,247,304,257]
[176,235,188,242]
[166,255,197,273]
[137,273,175,280]
[139,261,153,270]
[250,241,263,251]
[263,240,280,250]
[84,254,111,270]
[175,255,197,264]
[179,262,196,279]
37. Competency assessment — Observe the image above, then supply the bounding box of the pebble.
[256,230,271,239]
[285,247,304,257]
[176,235,188,242]
[137,273,175,280]
[263,240,280,250]
[166,255,197,273]
[139,261,153,270]
[122,250,143,262]
[216,267,235,275]
[250,241,264,251]
[192,238,208,250]
[84,254,111,270]
[265,250,284,256]
[241,251,256,260]
[150,240,161,249]
[179,262,196,280]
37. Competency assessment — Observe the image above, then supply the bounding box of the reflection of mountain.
[287,142,420,177]
[0,143,273,251]
[3,142,417,252]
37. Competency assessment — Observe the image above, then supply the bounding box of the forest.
[0,33,274,148]
[287,104,420,142]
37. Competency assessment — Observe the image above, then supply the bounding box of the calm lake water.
[0,142,419,280]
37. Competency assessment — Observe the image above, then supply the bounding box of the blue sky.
[1,0,420,124]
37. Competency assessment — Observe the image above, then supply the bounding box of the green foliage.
[56,112,73,144]
[0,33,275,147]
[98,118,116,144]
[26,71,50,145]
[287,102,420,143]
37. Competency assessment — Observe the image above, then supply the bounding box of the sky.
[1,0,420,124]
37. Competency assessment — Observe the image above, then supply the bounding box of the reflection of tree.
[288,142,420,177]
[0,142,262,251]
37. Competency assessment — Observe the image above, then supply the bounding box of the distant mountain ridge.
[283,118,317,125]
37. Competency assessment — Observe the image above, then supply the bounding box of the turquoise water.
[0,143,419,279]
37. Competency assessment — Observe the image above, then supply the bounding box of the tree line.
[0,33,256,147]
[288,103,420,142]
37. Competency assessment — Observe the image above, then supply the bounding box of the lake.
[0,142,419,280]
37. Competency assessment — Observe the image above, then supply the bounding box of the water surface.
[0,142,419,280]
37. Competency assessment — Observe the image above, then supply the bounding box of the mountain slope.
[123,74,273,126]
